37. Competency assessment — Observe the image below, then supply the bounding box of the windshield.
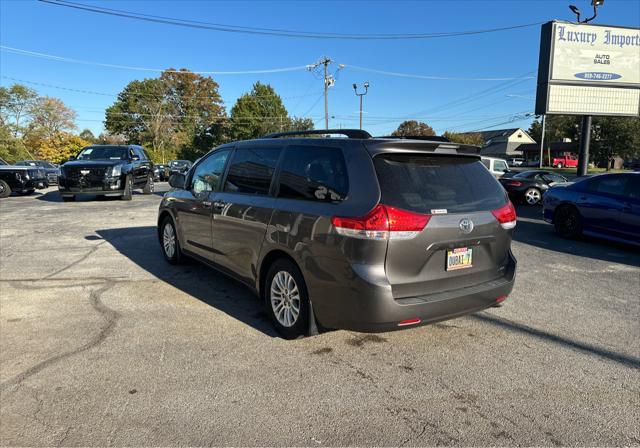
[77,147,128,161]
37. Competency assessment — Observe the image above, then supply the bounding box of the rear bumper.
[312,251,517,333]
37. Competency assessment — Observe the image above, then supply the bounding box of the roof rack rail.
[263,129,372,139]
[379,135,451,142]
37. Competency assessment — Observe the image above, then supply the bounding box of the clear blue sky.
[1,0,639,137]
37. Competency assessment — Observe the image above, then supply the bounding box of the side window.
[277,146,349,202]
[625,176,640,199]
[494,161,508,172]
[224,147,282,195]
[587,176,628,196]
[189,150,230,197]
[481,159,490,169]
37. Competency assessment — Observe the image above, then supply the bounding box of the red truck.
[552,154,578,168]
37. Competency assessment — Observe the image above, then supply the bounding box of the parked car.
[168,160,192,176]
[480,156,511,178]
[15,160,61,185]
[58,145,154,202]
[158,129,517,338]
[498,170,568,205]
[507,158,525,167]
[154,164,167,181]
[543,173,639,246]
[0,164,48,198]
[552,154,578,168]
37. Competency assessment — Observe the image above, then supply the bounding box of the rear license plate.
[446,247,473,271]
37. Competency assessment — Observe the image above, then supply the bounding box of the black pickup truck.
[0,160,48,198]
[58,145,154,201]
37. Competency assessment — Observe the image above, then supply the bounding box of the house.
[460,128,535,158]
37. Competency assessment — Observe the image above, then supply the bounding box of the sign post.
[535,21,640,175]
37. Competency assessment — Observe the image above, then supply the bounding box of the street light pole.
[353,82,370,130]
[539,115,546,169]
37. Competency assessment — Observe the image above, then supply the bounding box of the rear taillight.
[505,180,522,187]
[491,201,517,230]
[331,204,431,240]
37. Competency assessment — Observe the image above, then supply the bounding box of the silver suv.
[158,130,517,338]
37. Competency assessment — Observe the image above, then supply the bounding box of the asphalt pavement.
[1,185,639,446]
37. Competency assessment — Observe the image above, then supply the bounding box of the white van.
[480,157,511,178]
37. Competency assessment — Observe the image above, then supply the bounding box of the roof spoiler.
[262,129,372,139]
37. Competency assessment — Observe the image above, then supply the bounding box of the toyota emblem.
[459,218,474,234]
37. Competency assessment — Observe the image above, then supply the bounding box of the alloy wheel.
[525,189,541,205]
[163,223,176,258]
[270,271,301,328]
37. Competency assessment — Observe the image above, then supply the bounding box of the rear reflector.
[491,201,517,230]
[496,295,507,303]
[332,204,431,240]
[398,318,422,327]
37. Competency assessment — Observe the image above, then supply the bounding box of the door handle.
[213,201,226,210]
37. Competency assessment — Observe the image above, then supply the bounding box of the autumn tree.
[391,120,436,137]
[443,131,485,146]
[105,69,226,163]
[35,132,90,164]
[29,96,77,138]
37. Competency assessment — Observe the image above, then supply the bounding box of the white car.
[507,158,525,167]
[480,157,511,178]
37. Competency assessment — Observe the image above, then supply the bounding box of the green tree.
[391,120,435,137]
[29,96,77,139]
[287,117,314,132]
[229,82,289,140]
[591,116,640,168]
[0,84,38,138]
[79,128,97,143]
[443,131,484,146]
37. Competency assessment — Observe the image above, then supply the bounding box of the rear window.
[374,154,507,214]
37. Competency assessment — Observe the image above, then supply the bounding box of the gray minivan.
[158,130,517,338]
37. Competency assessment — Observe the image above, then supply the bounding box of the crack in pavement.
[0,282,120,393]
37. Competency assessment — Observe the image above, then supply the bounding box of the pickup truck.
[552,155,578,168]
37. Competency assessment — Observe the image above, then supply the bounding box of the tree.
[288,117,314,132]
[97,132,127,145]
[105,69,226,163]
[79,128,97,143]
[229,82,289,141]
[29,96,77,139]
[591,116,640,168]
[391,120,435,137]
[35,132,90,164]
[443,131,484,146]
[0,84,38,138]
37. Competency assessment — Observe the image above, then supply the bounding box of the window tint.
[625,176,640,199]
[224,147,282,195]
[374,155,507,213]
[587,175,628,196]
[190,149,230,196]
[543,173,566,183]
[277,146,348,202]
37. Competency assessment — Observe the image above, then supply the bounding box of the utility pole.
[307,57,341,130]
[353,82,370,130]
[538,115,546,169]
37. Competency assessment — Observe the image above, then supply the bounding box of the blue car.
[543,173,640,246]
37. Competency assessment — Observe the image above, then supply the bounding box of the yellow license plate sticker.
[447,247,473,271]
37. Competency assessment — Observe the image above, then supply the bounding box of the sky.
[1,0,639,137]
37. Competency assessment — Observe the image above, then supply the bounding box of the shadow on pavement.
[472,313,640,369]
[513,205,640,268]
[95,226,278,338]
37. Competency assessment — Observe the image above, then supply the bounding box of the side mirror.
[169,173,186,189]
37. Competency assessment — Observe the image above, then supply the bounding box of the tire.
[160,216,183,264]
[121,175,133,201]
[554,205,582,239]
[0,180,11,198]
[265,259,310,339]
[524,187,542,205]
[25,189,35,195]
[143,175,154,195]
[557,163,563,169]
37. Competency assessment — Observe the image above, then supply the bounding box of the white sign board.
[536,21,640,117]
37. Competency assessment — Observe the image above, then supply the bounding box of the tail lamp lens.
[491,201,517,230]
[506,181,522,187]
[332,204,431,240]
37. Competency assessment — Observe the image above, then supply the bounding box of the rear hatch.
[373,153,514,299]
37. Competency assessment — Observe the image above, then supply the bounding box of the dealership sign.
[536,21,640,116]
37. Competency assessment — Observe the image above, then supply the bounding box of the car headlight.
[109,165,122,177]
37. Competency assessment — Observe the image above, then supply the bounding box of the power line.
[39,0,544,40]
[345,65,536,81]
[0,46,309,75]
